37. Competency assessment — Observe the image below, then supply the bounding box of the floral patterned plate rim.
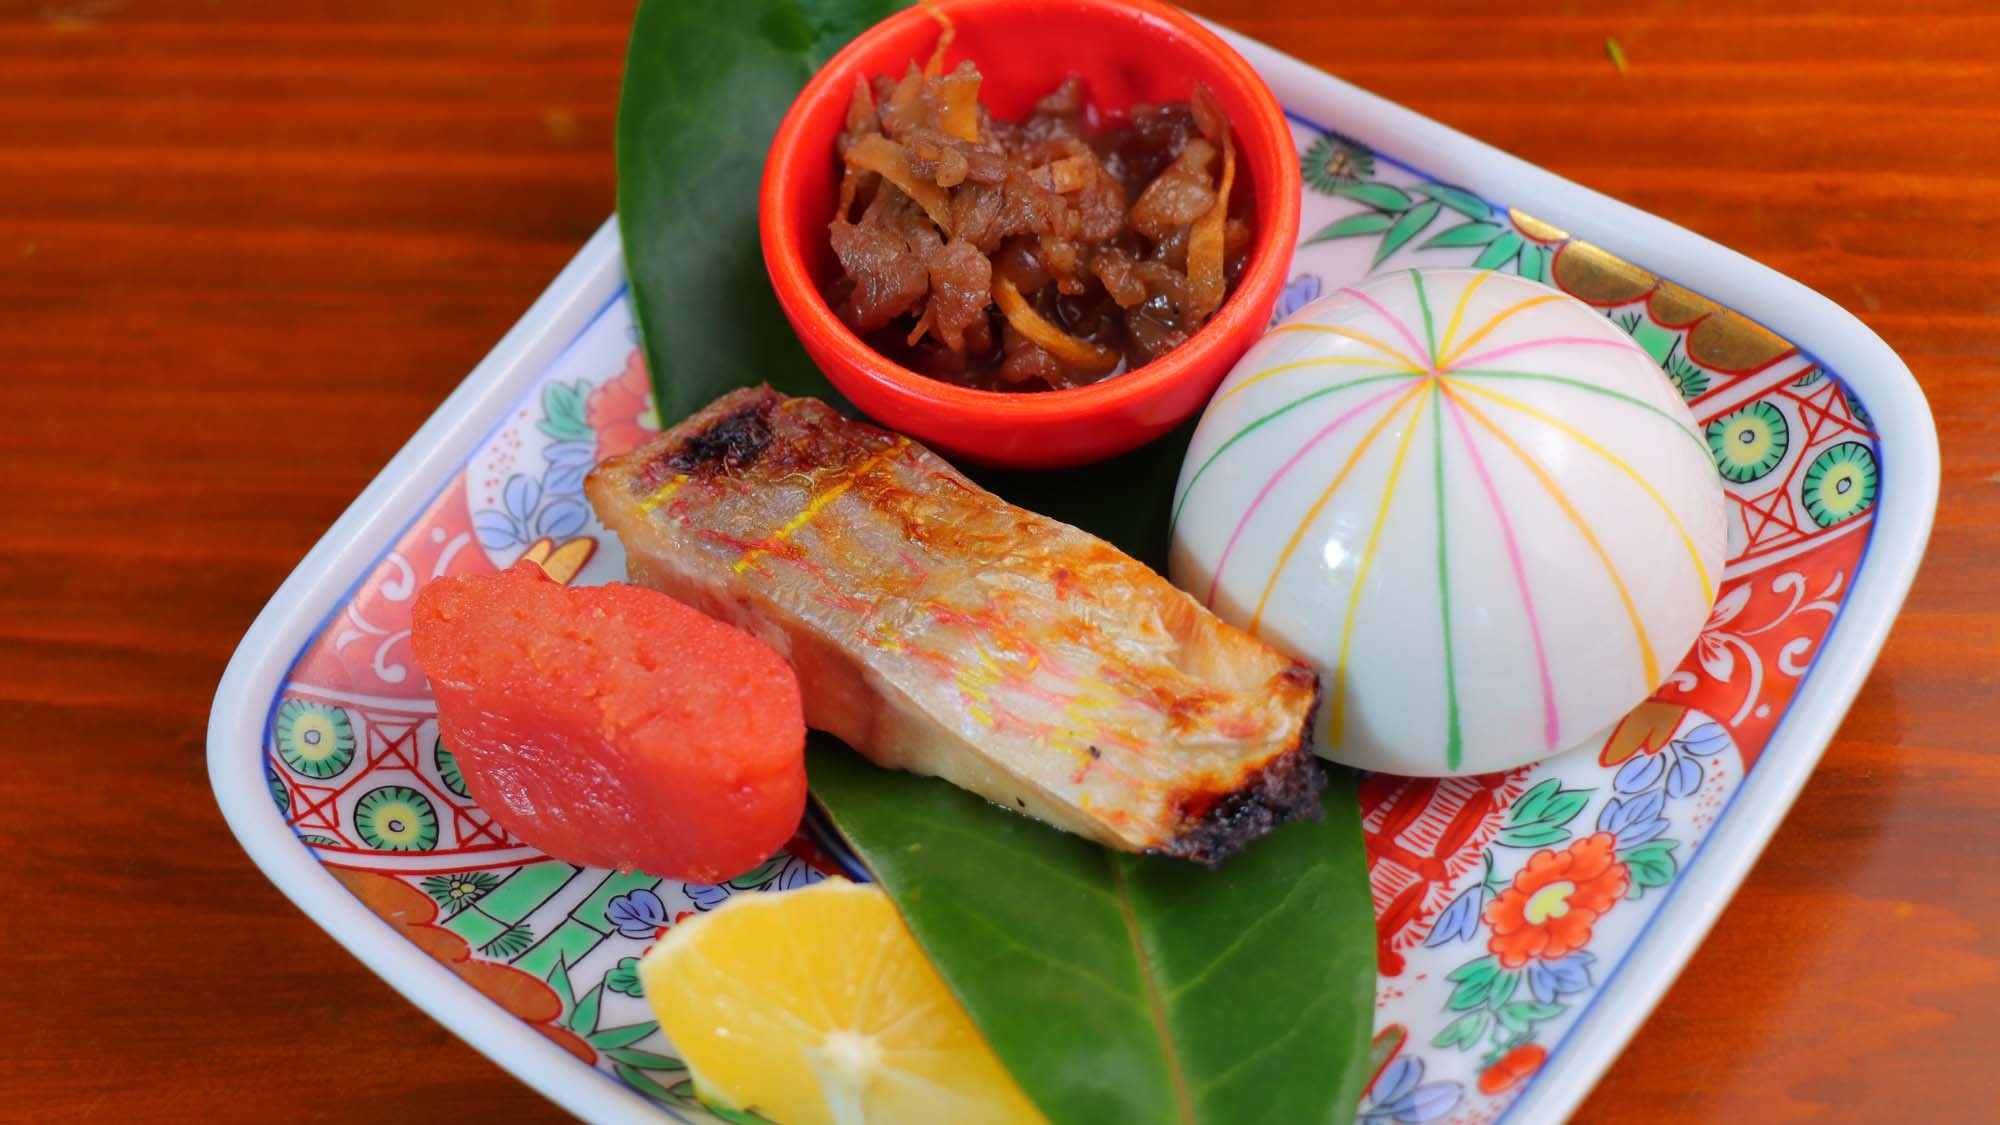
[208,24,1938,1125]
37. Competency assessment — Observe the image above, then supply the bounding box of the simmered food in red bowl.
[825,57,1251,393]
[761,0,1300,468]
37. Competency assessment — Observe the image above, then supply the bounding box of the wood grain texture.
[1,0,1992,1121]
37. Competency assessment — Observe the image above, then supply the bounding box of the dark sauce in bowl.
[823,63,1253,393]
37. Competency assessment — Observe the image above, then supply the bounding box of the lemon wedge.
[638,878,1045,1125]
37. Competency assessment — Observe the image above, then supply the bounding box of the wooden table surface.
[5,0,1994,1120]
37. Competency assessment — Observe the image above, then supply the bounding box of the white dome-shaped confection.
[1169,268,1725,776]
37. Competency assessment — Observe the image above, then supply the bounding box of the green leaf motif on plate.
[539,378,595,442]
[1494,1000,1564,1033]
[810,746,1378,1125]
[605,956,647,999]
[568,982,605,1035]
[1409,182,1493,219]
[1376,200,1442,266]
[1330,179,1414,211]
[1432,1010,1490,1050]
[1622,839,1680,897]
[1446,955,1501,1011]
[1305,210,1398,245]
[1420,220,1506,249]
[589,1022,661,1050]
[1472,230,1525,270]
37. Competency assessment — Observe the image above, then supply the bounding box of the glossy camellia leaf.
[617,0,904,423]
[810,743,1378,1125]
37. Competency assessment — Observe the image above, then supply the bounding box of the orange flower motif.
[588,349,660,461]
[1478,1044,1546,1095]
[1484,831,1629,968]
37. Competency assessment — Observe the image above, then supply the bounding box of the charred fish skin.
[586,386,1322,865]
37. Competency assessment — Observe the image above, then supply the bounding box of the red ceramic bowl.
[760,0,1301,469]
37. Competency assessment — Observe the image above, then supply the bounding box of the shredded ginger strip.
[844,134,955,235]
[993,275,1121,374]
[1185,87,1236,317]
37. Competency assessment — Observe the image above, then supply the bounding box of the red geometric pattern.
[1690,370,1877,571]
[1362,770,1532,976]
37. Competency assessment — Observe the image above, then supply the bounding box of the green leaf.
[614,1062,681,1103]
[1472,230,1525,270]
[1419,221,1505,249]
[607,1047,684,1069]
[1488,969,1520,1008]
[811,746,1378,1125]
[1446,955,1500,984]
[478,921,534,959]
[1304,210,1397,245]
[568,982,604,1034]
[1432,1010,1490,1051]
[1622,839,1680,894]
[1511,779,1559,825]
[1411,182,1493,219]
[1445,956,1501,1011]
[1495,824,1571,849]
[1495,1000,1565,1033]
[547,957,574,1013]
[1539,791,1591,828]
[1521,243,1552,283]
[618,0,905,424]
[588,1021,662,1050]
[605,956,646,998]
[1330,180,1414,211]
[1374,201,1442,266]
[538,379,593,441]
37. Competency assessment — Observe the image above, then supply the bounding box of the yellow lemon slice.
[639,878,1045,1125]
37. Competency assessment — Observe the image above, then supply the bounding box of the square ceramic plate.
[209,24,1938,1125]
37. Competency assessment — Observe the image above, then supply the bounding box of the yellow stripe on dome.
[1247,378,1431,639]
[1446,378,1715,604]
[1442,382,1660,691]
[1268,322,1426,373]
[1437,270,1493,360]
[1438,294,1568,369]
[1211,356,1423,410]
[1327,380,1435,750]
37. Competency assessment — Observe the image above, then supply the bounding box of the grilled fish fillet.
[585,387,1321,864]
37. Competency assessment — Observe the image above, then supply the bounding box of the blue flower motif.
[1613,752,1667,794]
[1361,1056,1463,1123]
[1370,1058,1419,1107]
[1674,722,1730,757]
[1527,951,1595,1003]
[542,440,596,496]
[684,882,732,911]
[503,474,541,523]
[1598,789,1670,848]
[1608,748,1672,792]
[1424,885,1485,947]
[606,888,669,939]
[1666,754,1704,798]
[472,509,526,550]
[1269,273,1324,327]
[535,497,589,540]
[777,859,821,892]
